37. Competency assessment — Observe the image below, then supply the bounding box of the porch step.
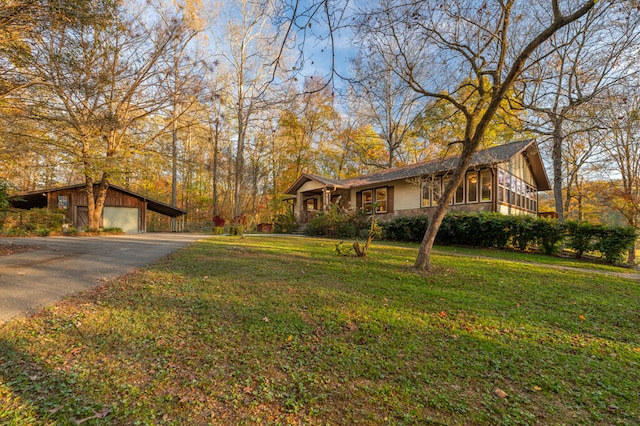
[292,224,308,235]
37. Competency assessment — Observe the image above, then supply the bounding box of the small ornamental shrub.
[212,215,225,234]
[305,206,369,238]
[273,212,298,234]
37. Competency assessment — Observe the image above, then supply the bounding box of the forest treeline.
[0,1,639,246]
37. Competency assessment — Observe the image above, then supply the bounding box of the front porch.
[285,174,351,224]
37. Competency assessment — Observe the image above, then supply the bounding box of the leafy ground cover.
[0,236,638,425]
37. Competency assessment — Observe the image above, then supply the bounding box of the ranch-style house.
[286,139,552,224]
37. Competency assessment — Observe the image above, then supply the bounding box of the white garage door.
[103,207,139,234]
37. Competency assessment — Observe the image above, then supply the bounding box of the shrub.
[564,221,598,256]
[305,206,369,238]
[0,208,66,236]
[532,219,564,255]
[382,215,430,242]
[593,226,638,263]
[273,212,298,234]
[477,212,511,248]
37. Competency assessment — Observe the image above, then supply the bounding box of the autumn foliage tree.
[22,0,184,228]
[351,0,598,271]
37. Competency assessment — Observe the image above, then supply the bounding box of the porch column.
[294,191,304,223]
[322,187,329,211]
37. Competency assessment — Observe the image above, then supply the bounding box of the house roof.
[285,173,349,195]
[286,139,551,194]
[10,184,187,218]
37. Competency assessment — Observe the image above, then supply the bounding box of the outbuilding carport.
[9,184,186,233]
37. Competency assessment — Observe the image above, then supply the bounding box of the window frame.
[57,195,68,210]
[362,189,373,214]
[306,198,318,211]
[375,187,388,213]
[480,170,492,202]
[467,171,479,204]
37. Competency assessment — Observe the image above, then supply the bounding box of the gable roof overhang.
[284,173,349,195]
[9,184,187,218]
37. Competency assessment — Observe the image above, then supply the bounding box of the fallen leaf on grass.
[493,388,508,398]
[48,405,63,414]
[579,315,586,321]
[533,386,542,392]
[74,407,111,424]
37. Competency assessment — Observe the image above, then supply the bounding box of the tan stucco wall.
[299,180,326,192]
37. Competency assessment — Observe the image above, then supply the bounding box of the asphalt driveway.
[0,233,210,323]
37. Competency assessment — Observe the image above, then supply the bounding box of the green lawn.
[1,236,638,425]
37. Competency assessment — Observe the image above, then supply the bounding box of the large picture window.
[421,177,440,207]
[359,187,390,214]
[442,177,454,205]
[454,181,464,204]
[421,180,431,207]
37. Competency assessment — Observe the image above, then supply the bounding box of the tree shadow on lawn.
[2,288,639,425]
[1,268,639,425]
[2,242,639,424]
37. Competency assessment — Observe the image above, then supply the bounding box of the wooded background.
[1,0,639,234]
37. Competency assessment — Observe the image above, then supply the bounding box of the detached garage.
[10,184,186,233]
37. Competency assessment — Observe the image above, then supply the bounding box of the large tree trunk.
[234,113,245,219]
[211,120,220,217]
[552,117,565,222]
[414,142,477,271]
[85,175,109,229]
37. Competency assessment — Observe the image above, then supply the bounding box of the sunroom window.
[481,170,492,202]
[467,172,478,203]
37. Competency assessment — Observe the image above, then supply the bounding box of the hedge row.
[382,212,638,263]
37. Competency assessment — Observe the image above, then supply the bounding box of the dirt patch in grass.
[0,244,41,256]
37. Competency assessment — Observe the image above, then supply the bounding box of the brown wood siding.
[45,186,146,232]
[356,191,362,210]
[387,186,394,213]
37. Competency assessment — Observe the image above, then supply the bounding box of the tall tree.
[599,84,640,263]
[213,0,282,219]
[0,0,39,99]
[350,0,597,271]
[24,0,183,228]
[348,52,423,169]
[514,2,640,221]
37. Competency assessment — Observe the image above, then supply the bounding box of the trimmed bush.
[532,219,564,255]
[564,221,598,256]
[593,226,638,263]
[382,215,430,242]
[383,212,637,264]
